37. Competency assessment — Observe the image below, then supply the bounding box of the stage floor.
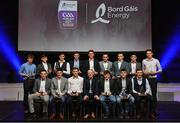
[0,101,180,122]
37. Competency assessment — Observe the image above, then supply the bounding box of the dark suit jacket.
[83,59,100,76]
[128,62,142,74]
[112,61,130,77]
[69,60,84,73]
[116,78,132,95]
[33,78,52,95]
[83,77,99,96]
[98,78,116,95]
[36,63,52,75]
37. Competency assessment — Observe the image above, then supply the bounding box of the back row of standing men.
[19,49,162,119]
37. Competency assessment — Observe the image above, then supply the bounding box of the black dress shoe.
[42,112,48,120]
[27,113,36,121]
[119,112,124,119]
[103,112,109,119]
[136,114,141,119]
[149,113,157,119]
[125,113,130,119]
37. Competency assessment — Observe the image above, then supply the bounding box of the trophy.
[121,88,128,99]
[72,91,77,96]
[56,90,61,98]
[140,86,145,96]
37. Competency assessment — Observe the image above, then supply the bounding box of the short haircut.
[104,70,111,75]
[88,49,95,53]
[56,68,63,72]
[146,49,153,53]
[72,67,79,71]
[117,53,124,56]
[131,54,137,57]
[136,69,143,72]
[41,54,47,58]
[27,54,34,59]
[120,69,127,73]
[59,53,65,56]
[40,69,47,73]
[73,51,79,55]
[102,53,109,56]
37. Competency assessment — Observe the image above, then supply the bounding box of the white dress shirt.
[39,79,46,92]
[89,79,93,93]
[89,59,94,70]
[121,79,126,90]
[131,62,136,74]
[118,61,123,69]
[67,76,83,94]
[104,79,110,93]
[103,62,108,70]
[131,78,152,95]
[54,61,70,75]
[142,58,162,78]
[57,79,61,93]
[42,62,48,71]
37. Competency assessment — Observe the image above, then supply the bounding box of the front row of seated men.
[28,67,154,120]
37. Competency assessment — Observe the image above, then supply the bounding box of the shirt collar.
[146,58,154,61]
[59,60,65,63]
[103,61,108,63]
[73,76,79,79]
[131,61,137,63]
[27,62,33,65]
[137,77,142,81]
[89,58,94,61]
[118,60,123,63]
[74,59,79,62]
[41,78,46,81]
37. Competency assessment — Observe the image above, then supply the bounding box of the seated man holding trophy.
[131,69,154,119]
[99,70,116,119]
[66,67,84,118]
[28,70,52,119]
[116,69,135,119]
[50,68,68,120]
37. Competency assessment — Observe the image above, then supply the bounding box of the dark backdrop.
[0,0,180,83]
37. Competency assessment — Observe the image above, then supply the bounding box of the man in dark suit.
[83,49,100,77]
[99,70,116,118]
[112,53,130,78]
[128,54,142,78]
[69,51,84,76]
[50,68,68,120]
[28,70,52,119]
[83,69,99,119]
[116,69,135,119]
[36,54,52,78]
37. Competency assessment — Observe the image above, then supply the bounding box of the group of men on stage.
[19,49,162,120]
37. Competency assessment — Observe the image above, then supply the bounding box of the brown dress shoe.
[59,113,64,120]
[72,112,76,118]
[49,113,56,120]
[91,112,95,119]
[83,114,89,119]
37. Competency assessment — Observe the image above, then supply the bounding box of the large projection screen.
[18,0,151,52]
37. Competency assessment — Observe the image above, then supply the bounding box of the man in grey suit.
[112,53,130,78]
[28,70,52,119]
[99,53,113,76]
[49,68,68,120]
[128,54,142,78]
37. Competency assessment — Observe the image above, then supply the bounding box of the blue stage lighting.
[160,27,180,70]
[0,23,21,72]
